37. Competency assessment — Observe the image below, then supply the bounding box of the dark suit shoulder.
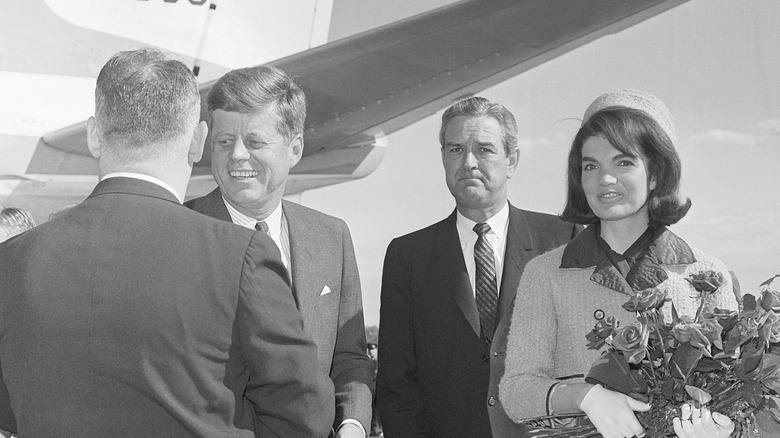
[181,204,252,235]
[282,200,350,237]
[184,187,223,215]
[390,215,451,245]
[507,206,580,256]
[384,215,454,265]
[160,196,258,254]
[283,200,342,223]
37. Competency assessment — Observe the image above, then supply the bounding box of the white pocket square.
[320,286,332,296]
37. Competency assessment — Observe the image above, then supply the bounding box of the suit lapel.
[435,212,480,337]
[199,188,232,222]
[497,205,534,325]
[282,201,314,315]
[192,192,306,309]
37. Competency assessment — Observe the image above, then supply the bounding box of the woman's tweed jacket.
[499,226,739,421]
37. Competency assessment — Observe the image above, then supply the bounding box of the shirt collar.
[455,202,510,238]
[259,202,284,237]
[101,172,183,203]
[222,197,283,236]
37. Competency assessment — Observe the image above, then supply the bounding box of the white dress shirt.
[222,198,291,271]
[455,202,510,296]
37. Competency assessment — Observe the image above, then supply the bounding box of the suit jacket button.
[488,396,497,406]
[481,355,489,363]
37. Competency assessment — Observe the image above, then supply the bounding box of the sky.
[302,0,780,326]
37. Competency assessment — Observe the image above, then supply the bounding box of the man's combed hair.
[207,65,306,140]
[561,107,692,226]
[94,48,200,151]
[438,96,518,154]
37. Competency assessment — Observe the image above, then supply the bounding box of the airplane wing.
[33,0,688,196]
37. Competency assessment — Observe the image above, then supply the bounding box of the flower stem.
[655,324,670,371]
[695,298,706,322]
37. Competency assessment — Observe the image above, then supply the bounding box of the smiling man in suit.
[376,97,581,437]
[0,48,333,437]
[185,65,374,438]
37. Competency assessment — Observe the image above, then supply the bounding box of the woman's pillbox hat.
[582,88,676,145]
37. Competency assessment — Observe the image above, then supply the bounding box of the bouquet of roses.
[580,272,780,438]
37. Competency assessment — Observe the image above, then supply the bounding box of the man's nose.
[230,139,250,161]
[461,151,478,170]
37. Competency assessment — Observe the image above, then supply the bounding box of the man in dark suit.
[0,48,333,437]
[185,65,374,438]
[376,97,580,437]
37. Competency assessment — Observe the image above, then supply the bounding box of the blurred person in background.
[0,207,35,243]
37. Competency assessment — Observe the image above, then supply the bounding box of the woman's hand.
[579,384,651,438]
[673,404,734,438]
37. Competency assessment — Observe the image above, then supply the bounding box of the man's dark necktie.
[255,220,269,234]
[474,222,498,343]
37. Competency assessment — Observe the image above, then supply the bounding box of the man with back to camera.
[185,65,374,438]
[376,97,581,437]
[0,48,333,437]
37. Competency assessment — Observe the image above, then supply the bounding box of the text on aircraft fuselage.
[138,0,209,5]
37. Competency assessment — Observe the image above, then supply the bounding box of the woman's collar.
[560,224,697,295]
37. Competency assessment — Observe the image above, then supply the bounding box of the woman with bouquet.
[499,89,738,438]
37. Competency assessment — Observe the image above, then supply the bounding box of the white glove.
[673,404,734,438]
[579,384,651,438]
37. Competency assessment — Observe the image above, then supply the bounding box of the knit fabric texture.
[582,88,677,144]
[499,240,738,421]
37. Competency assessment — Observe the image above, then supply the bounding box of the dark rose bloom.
[610,322,649,364]
[623,288,668,313]
[686,270,726,293]
[585,350,648,396]
[586,316,618,350]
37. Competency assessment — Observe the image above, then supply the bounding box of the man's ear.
[506,147,520,179]
[86,117,101,159]
[189,121,208,165]
[288,134,304,167]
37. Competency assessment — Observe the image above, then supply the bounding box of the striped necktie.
[473,222,498,343]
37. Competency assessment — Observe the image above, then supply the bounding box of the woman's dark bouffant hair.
[560,107,691,226]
